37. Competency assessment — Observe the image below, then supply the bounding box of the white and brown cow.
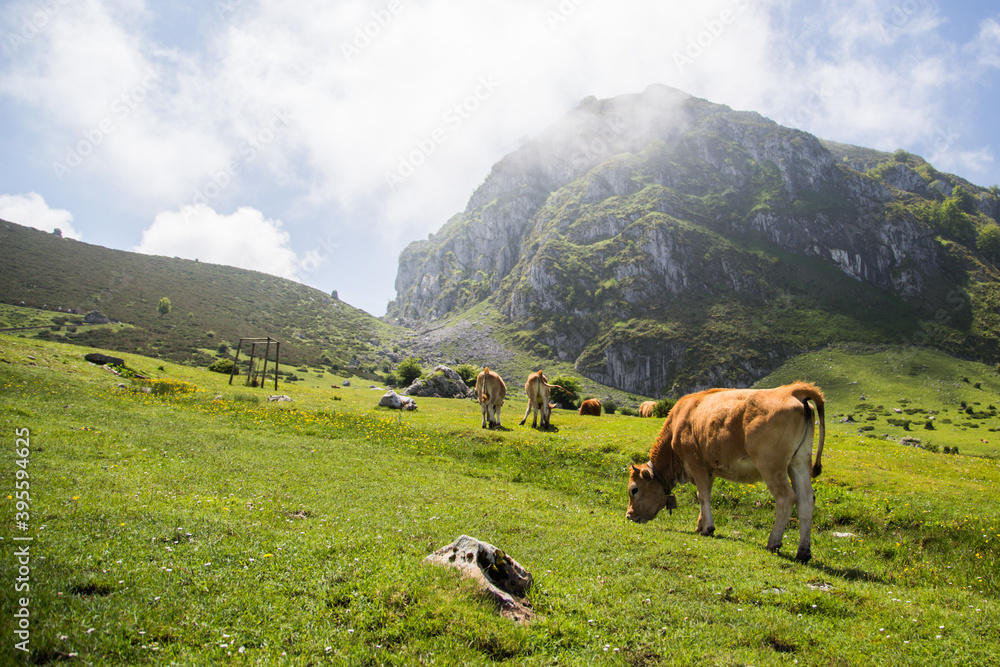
[626,382,825,562]
[639,401,657,418]
[518,370,571,429]
[475,366,507,429]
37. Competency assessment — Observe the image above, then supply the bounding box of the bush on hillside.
[396,357,423,387]
[549,377,582,410]
[208,358,237,375]
[652,398,676,419]
[977,223,1000,263]
[454,364,479,386]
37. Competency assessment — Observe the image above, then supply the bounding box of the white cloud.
[3,0,1000,315]
[135,205,309,280]
[931,146,996,180]
[0,192,80,239]
[970,16,1000,68]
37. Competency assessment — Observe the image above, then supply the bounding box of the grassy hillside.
[2,334,997,665]
[756,344,1000,459]
[0,220,397,374]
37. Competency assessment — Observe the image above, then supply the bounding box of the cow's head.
[626,463,677,523]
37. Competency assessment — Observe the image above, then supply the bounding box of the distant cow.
[475,367,507,429]
[639,401,657,418]
[578,398,602,416]
[518,370,572,429]
[626,382,826,562]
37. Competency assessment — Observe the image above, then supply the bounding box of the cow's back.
[667,386,815,481]
[669,389,753,459]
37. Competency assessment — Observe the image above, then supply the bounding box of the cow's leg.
[519,402,532,426]
[788,458,815,563]
[763,472,796,553]
[481,403,489,429]
[691,473,715,536]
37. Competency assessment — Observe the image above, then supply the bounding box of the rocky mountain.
[389,85,1000,395]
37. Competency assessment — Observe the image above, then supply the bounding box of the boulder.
[425,535,535,623]
[379,390,417,411]
[405,365,473,398]
[84,352,125,367]
[268,395,293,402]
[83,310,110,325]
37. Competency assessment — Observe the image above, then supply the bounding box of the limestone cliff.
[389,85,1000,395]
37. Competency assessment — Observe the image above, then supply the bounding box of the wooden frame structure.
[229,337,280,390]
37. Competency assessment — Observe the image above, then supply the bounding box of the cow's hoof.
[767,542,782,553]
[795,548,812,563]
[700,526,715,537]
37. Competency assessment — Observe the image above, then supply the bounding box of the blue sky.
[2,0,999,316]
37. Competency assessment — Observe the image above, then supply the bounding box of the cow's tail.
[792,383,826,478]
[543,382,575,397]
[480,367,491,404]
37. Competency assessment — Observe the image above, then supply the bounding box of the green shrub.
[977,223,1000,263]
[455,364,479,386]
[933,198,975,246]
[604,399,617,415]
[549,377,583,410]
[208,358,237,375]
[396,357,423,386]
[652,398,676,419]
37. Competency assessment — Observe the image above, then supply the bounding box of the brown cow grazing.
[639,401,657,418]
[578,398,602,416]
[626,382,825,563]
[475,367,507,429]
[519,370,572,429]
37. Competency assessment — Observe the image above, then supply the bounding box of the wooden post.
[273,338,279,390]
[261,338,271,390]
[249,342,257,387]
[229,338,243,385]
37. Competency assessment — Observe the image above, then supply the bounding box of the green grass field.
[1,335,998,665]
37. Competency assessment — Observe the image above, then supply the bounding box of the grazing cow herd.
[424,365,827,562]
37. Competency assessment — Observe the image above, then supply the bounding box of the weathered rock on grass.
[378,390,417,411]
[404,365,473,398]
[425,535,536,624]
[84,352,125,367]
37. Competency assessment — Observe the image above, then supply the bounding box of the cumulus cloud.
[970,16,1000,68]
[135,206,309,280]
[0,192,80,239]
[3,0,1000,314]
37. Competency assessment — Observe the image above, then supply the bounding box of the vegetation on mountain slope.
[390,86,1000,396]
[0,219,398,377]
